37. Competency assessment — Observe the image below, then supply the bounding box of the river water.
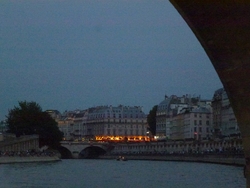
[0,159,245,188]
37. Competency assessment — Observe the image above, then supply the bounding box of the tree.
[6,101,63,149]
[147,105,157,135]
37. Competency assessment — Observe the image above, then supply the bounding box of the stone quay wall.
[99,154,245,166]
[101,139,245,166]
[110,139,243,156]
[0,156,61,164]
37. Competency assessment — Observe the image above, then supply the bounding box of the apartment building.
[84,105,149,142]
[212,88,240,139]
[47,105,149,142]
[156,95,189,139]
[156,95,212,141]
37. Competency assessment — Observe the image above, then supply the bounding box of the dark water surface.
[0,159,245,188]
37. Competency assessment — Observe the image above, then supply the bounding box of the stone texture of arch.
[169,0,250,185]
[60,142,114,158]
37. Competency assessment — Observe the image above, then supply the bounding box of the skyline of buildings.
[47,105,149,142]
[44,87,239,143]
[154,88,240,142]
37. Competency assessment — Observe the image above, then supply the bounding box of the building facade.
[212,88,240,139]
[156,95,190,140]
[156,95,213,141]
[84,105,149,142]
[183,107,213,141]
[47,105,149,142]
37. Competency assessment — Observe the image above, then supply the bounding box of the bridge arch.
[79,146,106,159]
[60,142,113,159]
[170,0,250,184]
[58,146,73,159]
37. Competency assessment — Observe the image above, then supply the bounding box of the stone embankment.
[99,155,245,166]
[0,150,61,164]
[0,156,61,164]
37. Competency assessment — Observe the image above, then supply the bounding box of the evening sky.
[0,0,223,119]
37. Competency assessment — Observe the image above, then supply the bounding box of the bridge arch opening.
[58,146,73,159]
[79,146,106,159]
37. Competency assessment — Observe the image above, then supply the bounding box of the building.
[58,110,88,141]
[156,94,212,141]
[212,88,240,139]
[83,105,149,142]
[156,95,189,140]
[45,110,61,120]
[0,120,7,133]
[48,105,149,142]
[46,109,87,141]
[156,95,197,140]
[183,106,213,141]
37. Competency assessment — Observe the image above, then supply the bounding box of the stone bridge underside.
[59,143,113,159]
[170,0,250,184]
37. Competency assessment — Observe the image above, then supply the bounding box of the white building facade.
[156,95,213,141]
[84,105,149,142]
[48,105,149,142]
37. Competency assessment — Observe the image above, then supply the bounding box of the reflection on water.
[0,159,245,188]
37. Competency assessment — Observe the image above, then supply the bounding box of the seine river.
[0,159,245,188]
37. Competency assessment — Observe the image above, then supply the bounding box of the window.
[199,127,202,132]
[194,120,197,125]
[206,120,209,125]
[199,120,202,125]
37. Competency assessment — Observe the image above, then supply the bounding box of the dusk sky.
[1,0,223,120]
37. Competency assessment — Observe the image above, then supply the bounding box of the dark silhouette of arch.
[169,0,250,185]
[79,146,106,159]
[58,146,73,159]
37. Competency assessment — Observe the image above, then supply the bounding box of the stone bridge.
[169,0,250,185]
[60,141,114,159]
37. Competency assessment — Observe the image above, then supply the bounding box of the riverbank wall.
[99,155,245,166]
[0,156,61,164]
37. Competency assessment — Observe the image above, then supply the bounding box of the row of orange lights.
[95,136,151,142]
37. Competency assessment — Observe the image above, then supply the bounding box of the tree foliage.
[147,105,157,135]
[6,101,63,148]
